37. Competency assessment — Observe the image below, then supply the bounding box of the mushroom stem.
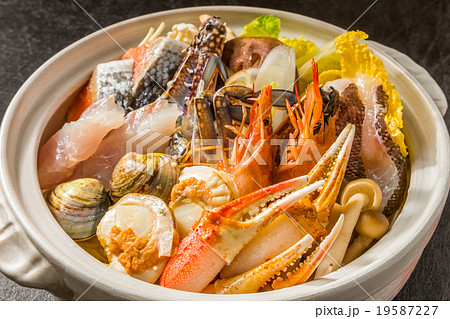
[315,179,382,279]
[342,210,390,265]
[338,193,370,243]
[325,203,344,233]
[314,194,367,278]
[342,234,374,265]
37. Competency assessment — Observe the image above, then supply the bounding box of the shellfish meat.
[97,194,178,284]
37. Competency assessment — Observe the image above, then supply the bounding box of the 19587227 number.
[376,306,438,316]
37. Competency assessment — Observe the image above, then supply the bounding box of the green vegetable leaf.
[239,14,281,38]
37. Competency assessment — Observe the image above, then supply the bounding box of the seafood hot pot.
[0,7,449,300]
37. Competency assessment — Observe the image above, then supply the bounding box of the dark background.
[0,0,448,300]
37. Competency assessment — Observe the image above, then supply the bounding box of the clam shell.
[109,152,180,203]
[47,178,110,240]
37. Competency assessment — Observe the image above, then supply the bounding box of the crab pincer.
[220,123,356,279]
[159,175,325,292]
[214,214,344,294]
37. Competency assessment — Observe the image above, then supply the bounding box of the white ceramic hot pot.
[0,7,449,300]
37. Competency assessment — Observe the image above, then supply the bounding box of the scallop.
[109,152,180,203]
[169,166,239,238]
[96,194,178,284]
[47,178,110,240]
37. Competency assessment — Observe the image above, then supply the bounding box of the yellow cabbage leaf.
[335,31,408,157]
[295,41,342,93]
[279,36,318,68]
[319,69,341,85]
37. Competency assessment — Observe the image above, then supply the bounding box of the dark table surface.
[0,0,448,301]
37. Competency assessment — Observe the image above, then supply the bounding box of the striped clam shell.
[47,178,110,240]
[109,152,180,204]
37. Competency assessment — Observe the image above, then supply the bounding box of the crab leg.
[193,85,217,141]
[214,215,344,294]
[213,92,236,142]
[159,175,326,292]
[201,53,228,90]
[214,214,344,294]
[214,234,314,294]
[200,179,325,264]
[310,123,355,225]
[272,214,344,290]
[219,124,355,278]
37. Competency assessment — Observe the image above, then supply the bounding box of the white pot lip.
[1,6,449,300]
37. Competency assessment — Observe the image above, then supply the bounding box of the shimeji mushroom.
[314,179,382,279]
[325,203,344,233]
[342,210,389,265]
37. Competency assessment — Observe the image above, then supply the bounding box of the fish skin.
[94,59,134,111]
[334,80,407,216]
[335,83,366,181]
[374,86,407,216]
[132,37,188,111]
[66,60,134,122]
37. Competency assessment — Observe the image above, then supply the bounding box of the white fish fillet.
[326,78,352,94]
[356,75,398,211]
[327,75,399,211]
[72,100,182,187]
[38,96,125,189]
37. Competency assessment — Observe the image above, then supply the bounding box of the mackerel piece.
[93,59,134,111]
[132,37,188,109]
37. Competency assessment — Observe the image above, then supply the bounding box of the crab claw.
[271,214,344,290]
[214,214,344,294]
[308,123,355,225]
[159,175,326,292]
[219,123,355,279]
[214,234,314,294]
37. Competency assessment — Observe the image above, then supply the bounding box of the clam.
[47,178,110,240]
[96,194,178,284]
[109,152,180,203]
